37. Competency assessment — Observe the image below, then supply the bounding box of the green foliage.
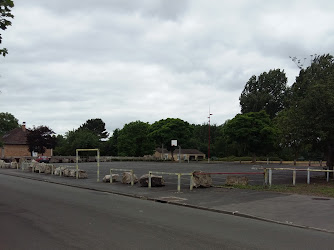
[240,69,288,118]
[0,112,19,136]
[117,121,154,157]
[79,118,109,139]
[53,135,67,156]
[224,111,277,160]
[0,112,19,147]
[108,128,119,156]
[188,123,222,157]
[26,126,56,155]
[0,0,14,57]
[275,109,305,160]
[149,118,192,149]
[282,54,334,167]
[64,129,100,155]
[100,128,119,156]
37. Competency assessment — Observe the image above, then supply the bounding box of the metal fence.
[264,167,334,186]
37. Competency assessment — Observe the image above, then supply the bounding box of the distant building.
[154,148,205,161]
[0,122,52,159]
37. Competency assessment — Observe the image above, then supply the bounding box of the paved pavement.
[1,161,333,233]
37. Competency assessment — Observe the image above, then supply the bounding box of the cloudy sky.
[1,0,333,135]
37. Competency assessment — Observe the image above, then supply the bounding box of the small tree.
[27,126,56,155]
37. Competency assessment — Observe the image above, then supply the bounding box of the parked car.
[35,156,50,163]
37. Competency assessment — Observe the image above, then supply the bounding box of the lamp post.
[208,109,213,163]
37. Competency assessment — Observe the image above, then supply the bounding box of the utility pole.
[208,107,213,163]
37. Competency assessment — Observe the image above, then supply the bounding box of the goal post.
[76,148,100,182]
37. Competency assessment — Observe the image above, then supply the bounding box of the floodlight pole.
[208,108,213,163]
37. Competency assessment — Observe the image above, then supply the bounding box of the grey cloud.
[2,0,334,134]
[19,0,189,21]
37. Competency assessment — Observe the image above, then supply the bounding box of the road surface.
[0,174,333,249]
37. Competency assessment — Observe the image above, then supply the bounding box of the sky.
[1,0,334,136]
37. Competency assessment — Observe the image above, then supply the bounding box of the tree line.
[1,54,334,169]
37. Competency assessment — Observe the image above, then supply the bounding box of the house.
[0,122,52,159]
[154,148,206,161]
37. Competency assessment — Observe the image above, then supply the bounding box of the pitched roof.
[179,149,205,155]
[156,148,205,155]
[2,127,29,145]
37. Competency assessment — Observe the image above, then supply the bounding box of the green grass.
[219,181,334,198]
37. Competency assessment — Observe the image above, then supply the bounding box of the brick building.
[0,123,52,159]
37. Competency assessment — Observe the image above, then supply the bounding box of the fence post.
[293,169,296,186]
[148,171,152,189]
[307,168,310,184]
[131,170,134,186]
[177,174,181,192]
[269,169,272,187]
[264,169,268,185]
[76,150,79,179]
[327,170,329,182]
[110,169,113,184]
[97,150,100,182]
[190,173,194,191]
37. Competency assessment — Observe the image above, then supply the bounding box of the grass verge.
[222,181,334,198]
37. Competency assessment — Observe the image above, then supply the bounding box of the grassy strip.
[222,182,334,198]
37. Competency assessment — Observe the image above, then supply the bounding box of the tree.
[63,129,100,156]
[284,54,334,172]
[188,123,221,157]
[275,109,308,164]
[149,118,192,160]
[53,134,67,156]
[27,126,56,155]
[0,0,14,57]
[239,69,288,118]
[224,111,277,162]
[108,128,119,156]
[0,112,19,147]
[117,121,154,157]
[79,118,109,140]
[0,112,18,135]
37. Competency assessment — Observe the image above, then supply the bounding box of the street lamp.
[208,109,213,163]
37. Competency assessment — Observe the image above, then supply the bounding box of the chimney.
[22,122,26,132]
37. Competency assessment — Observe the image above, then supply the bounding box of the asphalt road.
[1,174,333,250]
[55,161,325,189]
[54,161,324,188]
